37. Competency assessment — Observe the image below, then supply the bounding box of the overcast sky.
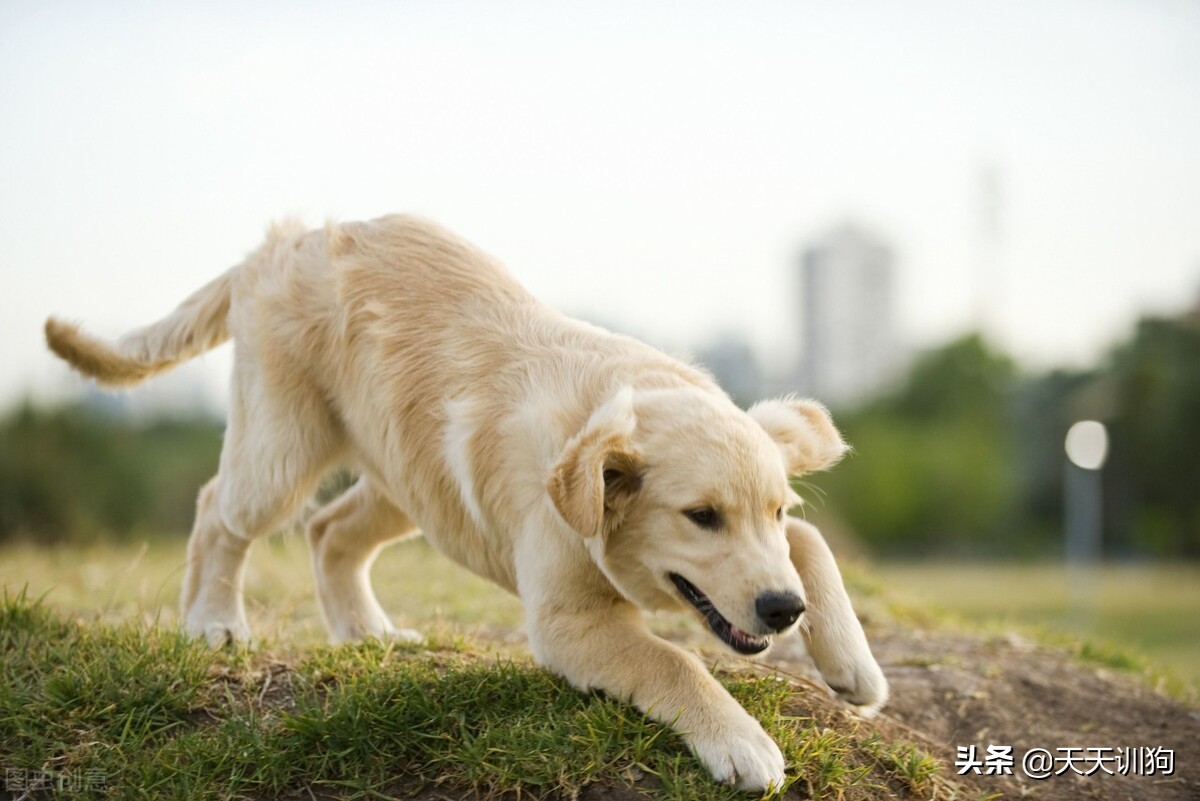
[2,0,1198,411]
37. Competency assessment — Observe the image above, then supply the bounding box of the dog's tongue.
[718,617,770,655]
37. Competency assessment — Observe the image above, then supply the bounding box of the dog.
[45,215,887,791]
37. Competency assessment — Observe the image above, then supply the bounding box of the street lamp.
[1064,420,1108,564]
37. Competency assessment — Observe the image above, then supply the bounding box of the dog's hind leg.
[785,518,888,713]
[307,477,420,643]
[180,476,256,646]
[181,363,343,647]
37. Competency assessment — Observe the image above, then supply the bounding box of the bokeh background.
[2,1,1198,685]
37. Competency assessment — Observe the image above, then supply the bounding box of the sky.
[2,0,1199,412]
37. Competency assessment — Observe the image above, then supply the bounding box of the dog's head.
[547,387,847,655]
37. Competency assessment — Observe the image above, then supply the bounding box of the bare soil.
[763,625,1200,801]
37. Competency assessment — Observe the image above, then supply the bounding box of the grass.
[4,536,1193,798]
[0,590,961,800]
[873,561,1200,692]
[0,535,526,643]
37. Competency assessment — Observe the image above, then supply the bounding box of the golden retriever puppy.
[45,215,887,791]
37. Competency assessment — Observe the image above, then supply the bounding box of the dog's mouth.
[668,573,771,656]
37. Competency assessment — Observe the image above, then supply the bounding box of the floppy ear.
[748,396,849,476]
[547,388,643,538]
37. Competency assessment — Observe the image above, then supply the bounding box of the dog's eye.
[775,506,785,521]
[683,507,722,530]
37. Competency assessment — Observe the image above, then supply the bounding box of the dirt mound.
[402,621,1198,800]
[764,626,1200,800]
[477,610,1198,799]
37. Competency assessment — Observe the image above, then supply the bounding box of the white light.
[1065,420,1108,470]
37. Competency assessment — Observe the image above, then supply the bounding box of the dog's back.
[307,217,719,559]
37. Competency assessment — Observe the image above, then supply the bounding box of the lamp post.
[1064,420,1108,623]
[1064,420,1108,562]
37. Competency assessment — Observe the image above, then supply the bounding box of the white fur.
[443,399,488,531]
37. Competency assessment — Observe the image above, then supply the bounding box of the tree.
[0,403,221,543]
[805,334,1025,556]
[1105,314,1200,556]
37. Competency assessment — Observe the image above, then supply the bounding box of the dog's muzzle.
[669,573,775,655]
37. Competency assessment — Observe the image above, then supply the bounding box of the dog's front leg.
[785,518,888,713]
[527,597,786,792]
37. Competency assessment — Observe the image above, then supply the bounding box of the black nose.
[756,591,805,632]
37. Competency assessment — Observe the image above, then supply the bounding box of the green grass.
[5,537,1192,798]
[0,591,962,800]
[873,561,1200,692]
[0,535,526,643]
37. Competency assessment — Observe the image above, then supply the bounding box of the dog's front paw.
[823,655,888,716]
[689,715,786,792]
[196,621,251,649]
[388,627,423,644]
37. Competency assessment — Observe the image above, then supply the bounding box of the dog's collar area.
[668,572,770,655]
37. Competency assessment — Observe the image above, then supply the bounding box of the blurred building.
[696,334,764,407]
[797,223,899,408]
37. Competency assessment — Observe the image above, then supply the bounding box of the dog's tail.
[45,268,235,388]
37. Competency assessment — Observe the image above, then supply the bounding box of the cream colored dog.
[45,215,887,791]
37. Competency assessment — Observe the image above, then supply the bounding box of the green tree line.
[0,404,221,543]
[807,308,1200,558]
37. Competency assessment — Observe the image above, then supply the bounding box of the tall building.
[798,223,898,408]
